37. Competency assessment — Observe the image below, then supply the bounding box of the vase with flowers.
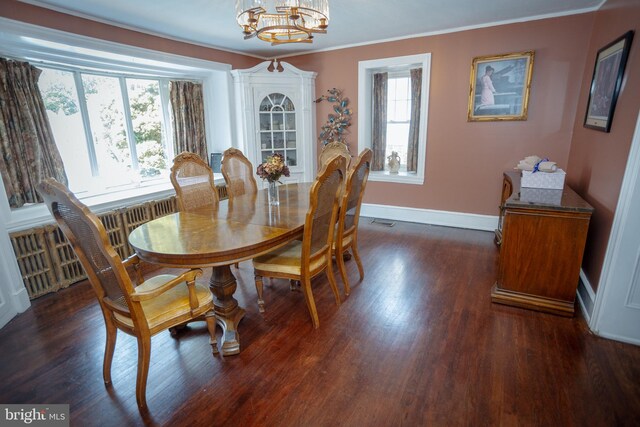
[256,153,290,206]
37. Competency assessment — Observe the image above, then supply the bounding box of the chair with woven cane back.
[319,141,351,170]
[334,148,373,296]
[170,151,219,212]
[221,147,258,201]
[252,156,347,329]
[221,147,258,268]
[36,179,217,411]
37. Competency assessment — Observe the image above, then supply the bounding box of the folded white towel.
[524,155,541,165]
[538,161,557,172]
[516,155,542,171]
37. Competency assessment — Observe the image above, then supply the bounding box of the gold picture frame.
[467,51,535,122]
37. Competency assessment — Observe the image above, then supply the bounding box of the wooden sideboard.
[492,171,594,316]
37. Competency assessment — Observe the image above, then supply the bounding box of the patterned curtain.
[407,68,422,173]
[371,72,388,171]
[0,58,68,208]
[169,80,208,161]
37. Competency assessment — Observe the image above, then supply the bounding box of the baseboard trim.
[577,269,596,323]
[10,286,30,313]
[594,331,640,346]
[360,203,499,231]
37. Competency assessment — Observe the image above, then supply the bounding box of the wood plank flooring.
[1,220,639,426]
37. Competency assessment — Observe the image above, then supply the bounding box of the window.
[358,53,431,184]
[386,74,411,173]
[38,67,172,196]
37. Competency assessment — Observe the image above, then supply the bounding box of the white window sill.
[6,177,228,233]
[368,171,424,185]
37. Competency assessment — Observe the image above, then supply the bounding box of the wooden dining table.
[128,183,312,355]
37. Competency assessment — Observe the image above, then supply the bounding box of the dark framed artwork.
[467,51,535,122]
[584,31,634,132]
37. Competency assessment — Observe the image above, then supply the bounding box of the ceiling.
[20,0,604,59]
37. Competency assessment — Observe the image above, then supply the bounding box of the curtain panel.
[407,67,422,172]
[169,81,208,162]
[0,58,68,208]
[371,72,388,171]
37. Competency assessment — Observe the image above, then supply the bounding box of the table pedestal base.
[209,265,246,355]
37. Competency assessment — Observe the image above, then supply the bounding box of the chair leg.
[326,258,342,306]
[135,333,152,411]
[205,310,219,355]
[102,315,117,385]
[234,262,239,268]
[352,240,365,281]
[335,245,351,296]
[300,277,320,329]
[255,274,266,313]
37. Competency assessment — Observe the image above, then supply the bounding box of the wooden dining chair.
[36,179,217,411]
[221,148,258,268]
[252,156,347,329]
[334,148,373,296]
[221,147,258,201]
[319,141,351,170]
[170,151,219,212]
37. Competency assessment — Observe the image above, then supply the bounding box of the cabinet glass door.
[258,93,297,167]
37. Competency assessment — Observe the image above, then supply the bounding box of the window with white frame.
[358,53,431,184]
[38,67,174,196]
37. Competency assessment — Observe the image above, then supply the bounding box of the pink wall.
[287,14,595,215]
[0,0,261,70]
[566,0,640,290]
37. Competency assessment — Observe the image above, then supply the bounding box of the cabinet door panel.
[499,210,590,302]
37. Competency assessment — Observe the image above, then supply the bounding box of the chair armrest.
[122,254,145,285]
[129,269,203,302]
[122,254,141,268]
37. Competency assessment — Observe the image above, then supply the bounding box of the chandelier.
[235,0,330,45]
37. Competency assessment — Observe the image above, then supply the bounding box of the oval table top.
[129,182,312,268]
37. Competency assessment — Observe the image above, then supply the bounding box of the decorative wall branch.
[315,88,352,146]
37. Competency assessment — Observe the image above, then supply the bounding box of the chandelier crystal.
[235,0,330,45]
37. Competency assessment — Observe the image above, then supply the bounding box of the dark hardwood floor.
[1,220,639,426]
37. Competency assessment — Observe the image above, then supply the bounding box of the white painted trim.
[16,0,268,60]
[0,18,232,75]
[0,216,31,329]
[361,203,498,231]
[368,171,425,185]
[577,269,596,323]
[593,331,640,347]
[590,111,640,339]
[275,3,605,59]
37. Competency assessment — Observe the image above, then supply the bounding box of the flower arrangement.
[315,88,352,146]
[256,153,290,183]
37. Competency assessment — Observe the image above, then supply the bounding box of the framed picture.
[584,31,634,132]
[467,51,535,122]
